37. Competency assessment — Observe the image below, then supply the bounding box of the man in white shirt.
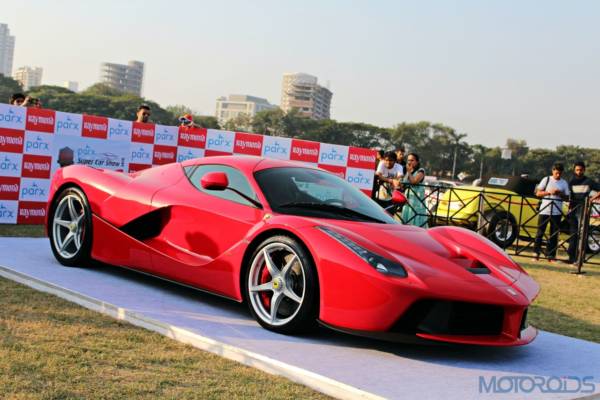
[375,151,404,204]
[534,163,570,261]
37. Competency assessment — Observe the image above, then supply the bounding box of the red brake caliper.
[259,262,272,309]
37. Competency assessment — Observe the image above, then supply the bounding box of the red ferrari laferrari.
[46,156,539,346]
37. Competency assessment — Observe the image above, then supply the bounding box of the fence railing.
[372,179,600,272]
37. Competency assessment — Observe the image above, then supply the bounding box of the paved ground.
[1,237,599,400]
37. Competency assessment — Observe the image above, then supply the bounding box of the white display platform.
[1,237,598,400]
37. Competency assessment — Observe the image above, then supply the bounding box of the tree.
[389,121,431,151]
[223,113,253,132]
[165,104,194,119]
[0,74,23,104]
[80,83,125,97]
[447,130,468,180]
[505,138,529,175]
[194,116,220,129]
[252,108,286,136]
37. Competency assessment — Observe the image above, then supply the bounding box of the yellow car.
[432,176,599,254]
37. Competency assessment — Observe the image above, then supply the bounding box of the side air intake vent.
[120,208,169,240]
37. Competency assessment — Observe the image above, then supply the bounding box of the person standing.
[567,161,600,264]
[375,151,404,206]
[401,153,428,227]
[9,93,39,107]
[9,93,26,105]
[395,147,406,172]
[135,104,151,123]
[375,149,385,169]
[534,163,570,261]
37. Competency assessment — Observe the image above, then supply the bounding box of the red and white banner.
[0,103,377,224]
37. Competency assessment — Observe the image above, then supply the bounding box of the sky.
[3,0,600,149]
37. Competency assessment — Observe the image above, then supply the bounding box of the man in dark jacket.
[567,161,600,264]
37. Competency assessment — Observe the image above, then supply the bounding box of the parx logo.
[131,147,151,162]
[0,109,23,124]
[109,122,129,138]
[57,116,80,131]
[320,148,346,163]
[0,156,19,172]
[0,204,15,219]
[156,128,175,143]
[347,171,372,186]
[77,145,96,158]
[25,135,50,152]
[177,150,196,162]
[21,182,46,198]
[264,141,288,156]
[207,134,232,148]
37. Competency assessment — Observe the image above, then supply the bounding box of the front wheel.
[48,187,93,266]
[245,235,318,334]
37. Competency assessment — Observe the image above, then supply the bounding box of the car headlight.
[318,226,407,278]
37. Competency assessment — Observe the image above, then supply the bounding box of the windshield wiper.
[279,202,386,223]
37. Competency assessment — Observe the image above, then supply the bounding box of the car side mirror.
[200,171,229,191]
[392,190,407,205]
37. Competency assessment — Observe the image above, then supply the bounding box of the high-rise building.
[0,23,15,77]
[63,81,79,92]
[215,94,277,127]
[99,60,144,96]
[13,66,43,90]
[280,73,332,120]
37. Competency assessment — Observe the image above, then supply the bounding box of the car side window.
[184,165,259,208]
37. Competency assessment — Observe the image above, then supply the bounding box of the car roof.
[481,175,538,196]
[180,155,318,174]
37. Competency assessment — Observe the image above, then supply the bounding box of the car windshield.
[254,167,396,224]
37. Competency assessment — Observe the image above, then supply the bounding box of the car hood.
[316,219,521,288]
[320,220,450,259]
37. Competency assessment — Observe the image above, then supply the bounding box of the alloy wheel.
[52,194,86,259]
[248,242,306,327]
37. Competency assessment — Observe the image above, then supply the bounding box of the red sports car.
[46,156,539,346]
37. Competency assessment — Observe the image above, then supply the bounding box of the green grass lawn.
[0,224,45,237]
[0,277,329,399]
[514,256,600,343]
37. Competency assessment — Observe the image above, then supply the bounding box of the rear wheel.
[587,226,600,254]
[485,211,518,248]
[245,235,318,334]
[48,187,93,266]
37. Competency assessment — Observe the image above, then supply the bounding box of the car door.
[149,164,264,297]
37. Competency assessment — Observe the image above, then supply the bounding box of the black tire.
[48,187,93,267]
[586,226,600,254]
[485,211,518,248]
[244,235,318,334]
